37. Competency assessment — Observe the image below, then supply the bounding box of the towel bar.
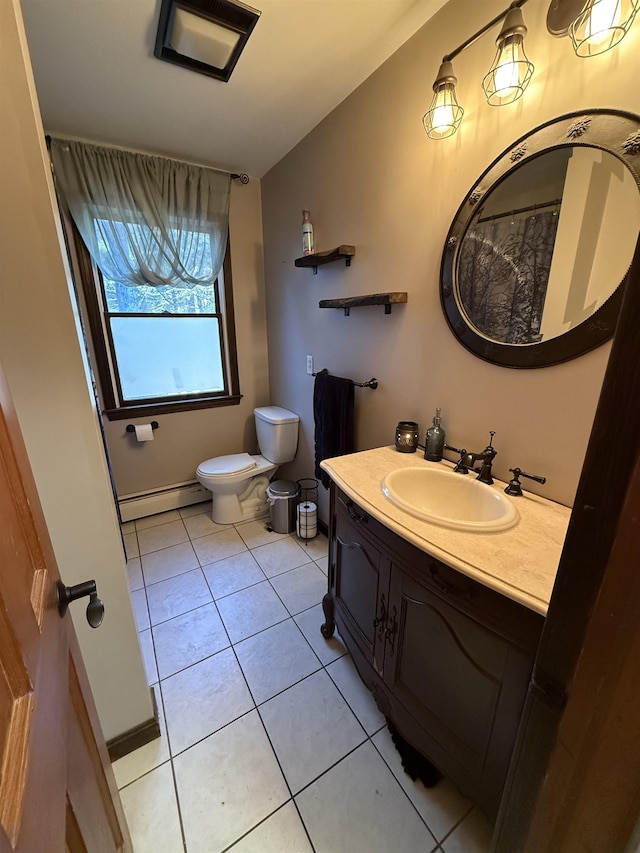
[312,370,378,389]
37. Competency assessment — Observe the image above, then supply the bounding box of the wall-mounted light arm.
[442,0,530,64]
[423,0,530,140]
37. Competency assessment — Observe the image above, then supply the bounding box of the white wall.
[0,0,152,741]
[262,0,640,516]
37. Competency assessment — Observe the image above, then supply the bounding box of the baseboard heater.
[118,480,210,522]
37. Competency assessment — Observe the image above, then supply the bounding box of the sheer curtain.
[50,138,231,288]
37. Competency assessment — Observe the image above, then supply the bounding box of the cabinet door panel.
[385,568,537,818]
[393,587,506,761]
[332,495,391,672]
[336,538,379,648]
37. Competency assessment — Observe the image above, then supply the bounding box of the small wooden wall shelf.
[319,292,407,316]
[295,245,355,274]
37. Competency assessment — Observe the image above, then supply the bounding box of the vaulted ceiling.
[20,0,448,177]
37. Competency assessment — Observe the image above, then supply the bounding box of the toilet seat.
[197,453,257,479]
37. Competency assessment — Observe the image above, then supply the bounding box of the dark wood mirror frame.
[440,109,640,369]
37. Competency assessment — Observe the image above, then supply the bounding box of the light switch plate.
[306,355,314,375]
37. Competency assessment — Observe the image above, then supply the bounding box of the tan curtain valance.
[50,138,231,288]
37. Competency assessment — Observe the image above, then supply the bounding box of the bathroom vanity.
[320,447,570,822]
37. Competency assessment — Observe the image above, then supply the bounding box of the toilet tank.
[254,406,299,464]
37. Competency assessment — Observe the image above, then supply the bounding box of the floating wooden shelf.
[295,245,355,274]
[319,292,408,316]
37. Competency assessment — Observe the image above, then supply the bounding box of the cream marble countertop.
[321,446,572,616]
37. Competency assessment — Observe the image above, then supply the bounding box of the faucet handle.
[505,467,547,497]
[444,444,471,474]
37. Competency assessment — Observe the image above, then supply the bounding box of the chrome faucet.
[446,431,497,485]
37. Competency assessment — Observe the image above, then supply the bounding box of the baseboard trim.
[118,480,210,522]
[107,687,161,762]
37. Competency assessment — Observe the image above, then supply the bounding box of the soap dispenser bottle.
[425,408,445,462]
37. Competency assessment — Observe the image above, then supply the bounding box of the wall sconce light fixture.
[424,0,532,141]
[482,5,534,104]
[154,0,261,83]
[547,0,639,56]
[423,60,465,139]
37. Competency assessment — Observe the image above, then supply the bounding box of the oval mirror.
[441,110,640,368]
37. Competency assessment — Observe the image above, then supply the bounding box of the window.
[74,222,240,419]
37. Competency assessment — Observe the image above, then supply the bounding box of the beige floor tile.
[161,647,253,755]
[326,654,386,735]
[136,509,183,531]
[137,519,189,555]
[153,602,229,680]
[251,537,311,578]
[141,540,199,586]
[174,710,289,853]
[372,726,472,841]
[259,669,366,794]
[296,742,437,853]
[113,693,170,789]
[183,511,230,540]
[119,762,183,853]
[123,531,139,560]
[138,628,158,685]
[179,500,212,518]
[146,568,212,626]
[216,580,289,643]
[442,808,493,853]
[202,550,266,600]
[269,562,326,615]
[235,618,321,705]
[229,801,312,853]
[191,526,247,566]
[130,588,150,632]
[127,556,143,591]
[235,519,289,549]
[294,604,347,665]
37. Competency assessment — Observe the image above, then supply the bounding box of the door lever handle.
[56,579,105,628]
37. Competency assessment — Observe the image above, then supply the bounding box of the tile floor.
[114,501,493,853]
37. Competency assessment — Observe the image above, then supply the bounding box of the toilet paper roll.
[297,502,317,538]
[134,423,155,442]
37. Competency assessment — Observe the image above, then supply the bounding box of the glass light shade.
[423,61,464,140]
[570,0,639,56]
[483,34,534,104]
[483,6,534,106]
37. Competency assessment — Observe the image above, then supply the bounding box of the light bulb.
[570,0,638,56]
[423,60,464,140]
[493,41,522,98]
[482,7,534,106]
[587,0,621,41]
[432,95,455,133]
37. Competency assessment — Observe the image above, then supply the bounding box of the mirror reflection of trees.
[457,210,559,344]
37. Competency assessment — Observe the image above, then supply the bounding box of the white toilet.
[196,406,299,525]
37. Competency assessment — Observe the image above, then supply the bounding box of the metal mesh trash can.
[266,480,298,533]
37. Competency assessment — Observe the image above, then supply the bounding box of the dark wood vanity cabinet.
[321,486,544,822]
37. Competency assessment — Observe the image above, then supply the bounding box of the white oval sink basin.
[381,466,519,532]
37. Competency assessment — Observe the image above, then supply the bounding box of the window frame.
[73,222,241,420]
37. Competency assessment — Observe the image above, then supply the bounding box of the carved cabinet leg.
[321,592,335,638]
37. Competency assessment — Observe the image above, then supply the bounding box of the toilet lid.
[198,453,257,477]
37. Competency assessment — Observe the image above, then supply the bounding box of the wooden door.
[0,363,131,852]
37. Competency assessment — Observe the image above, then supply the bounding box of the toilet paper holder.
[126,421,159,433]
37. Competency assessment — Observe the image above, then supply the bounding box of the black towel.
[313,370,355,488]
